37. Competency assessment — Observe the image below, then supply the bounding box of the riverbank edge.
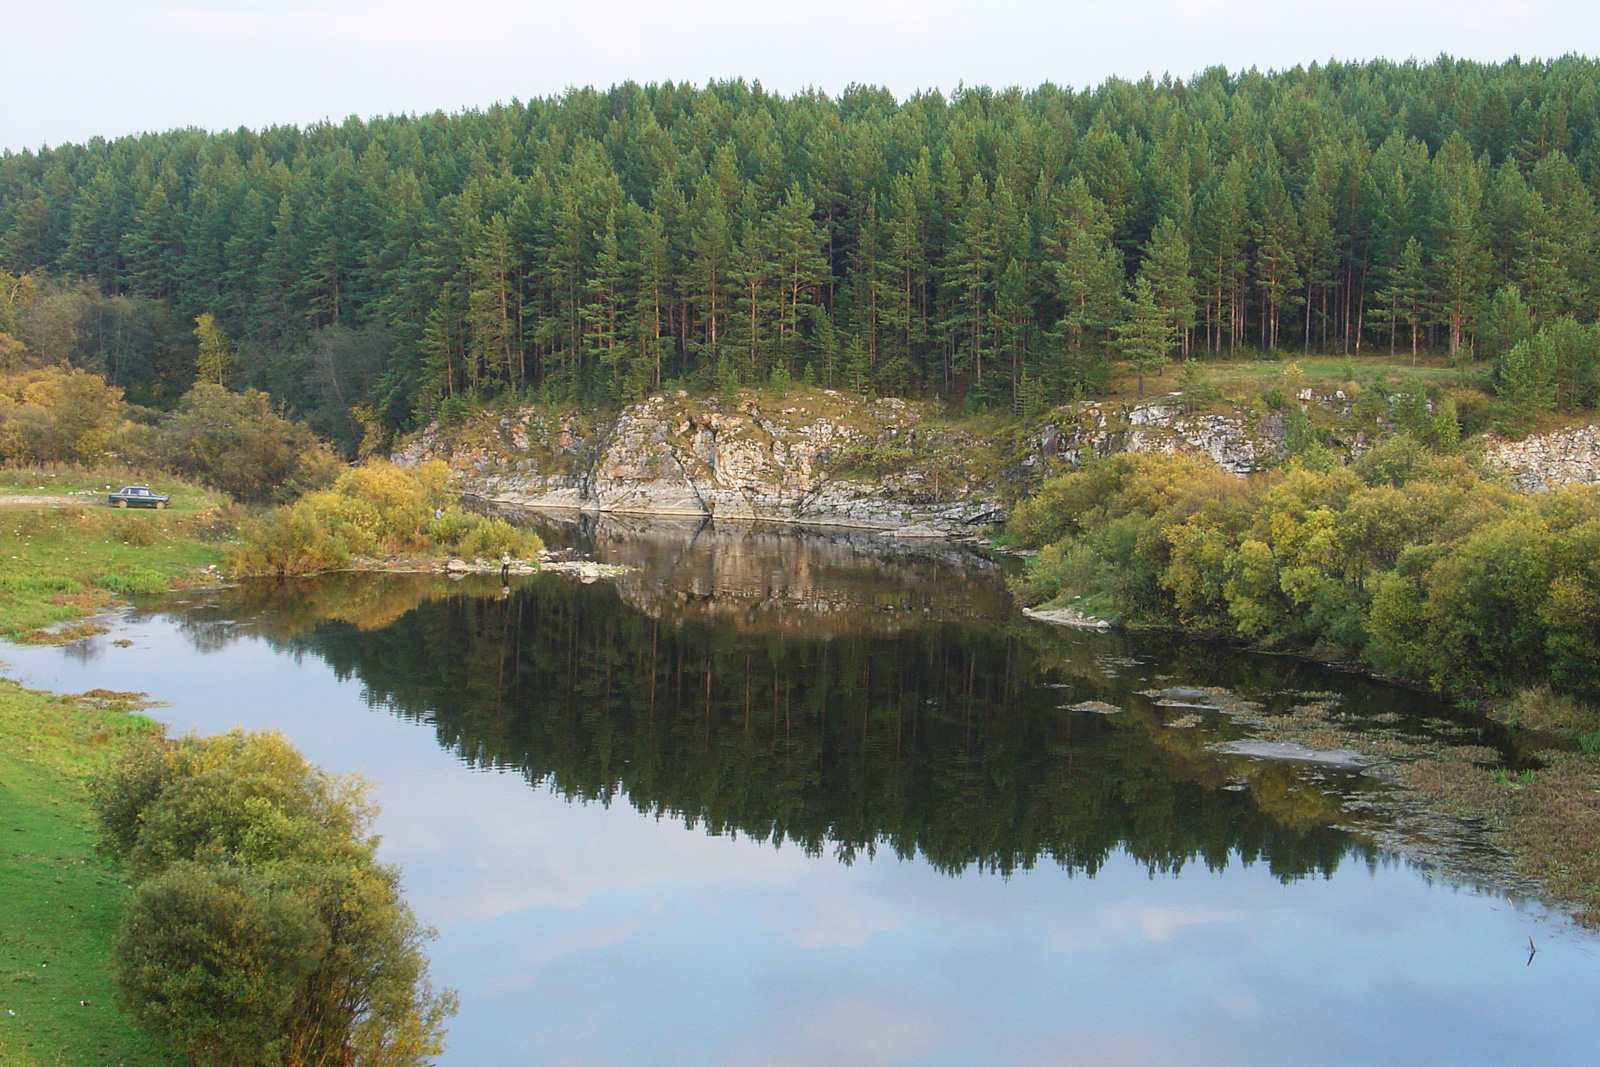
[0,678,178,1066]
[461,491,987,541]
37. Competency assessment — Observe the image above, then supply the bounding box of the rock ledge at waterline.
[394,391,1600,533]
[391,392,1284,535]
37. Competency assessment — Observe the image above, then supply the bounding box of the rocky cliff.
[393,390,1305,531]
[1026,398,1285,476]
[393,390,1296,534]
[394,388,1600,532]
[1482,425,1600,492]
[395,390,1007,535]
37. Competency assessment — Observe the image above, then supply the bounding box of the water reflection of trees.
[273,575,1366,881]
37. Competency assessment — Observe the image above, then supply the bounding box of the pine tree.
[1044,178,1123,382]
[769,184,828,368]
[1429,133,1490,361]
[124,182,181,301]
[1197,159,1249,355]
[996,258,1032,414]
[1140,218,1196,358]
[947,175,998,389]
[1374,236,1427,361]
[687,177,734,363]
[880,168,928,385]
[1253,162,1302,353]
[470,214,520,388]
[1297,149,1340,352]
[729,216,775,378]
[1115,276,1175,398]
[633,207,670,390]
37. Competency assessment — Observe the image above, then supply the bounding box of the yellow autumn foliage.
[228,460,541,578]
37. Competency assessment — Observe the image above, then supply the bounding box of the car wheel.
[117,499,128,508]
[156,501,166,510]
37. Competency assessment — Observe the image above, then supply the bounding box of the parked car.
[108,485,170,509]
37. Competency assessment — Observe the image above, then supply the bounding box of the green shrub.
[1013,540,1103,607]
[160,384,342,504]
[93,731,454,1067]
[228,507,351,578]
[425,509,476,545]
[227,461,541,576]
[1007,448,1600,695]
[454,516,540,560]
[113,862,329,1067]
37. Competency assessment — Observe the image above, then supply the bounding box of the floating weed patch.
[46,589,113,611]
[16,623,109,646]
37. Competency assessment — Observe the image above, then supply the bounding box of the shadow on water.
[150,516,1497,885]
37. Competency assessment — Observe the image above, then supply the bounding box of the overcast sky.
[6,0,1599,152]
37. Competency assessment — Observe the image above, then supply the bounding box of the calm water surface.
[5,517,1598,1066]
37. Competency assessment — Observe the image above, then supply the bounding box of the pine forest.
[5,57,1600,445]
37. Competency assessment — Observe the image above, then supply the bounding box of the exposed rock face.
[395,392,1293,533]
[1016,398,1284,486]
[1048,400,1282,475]
[395,391,1600,533]
[395,392,1006,534]
[1482,425,1600,492]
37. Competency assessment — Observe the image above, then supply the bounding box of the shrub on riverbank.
[1009,439,1600,696]
[93,729,455,1067]
[227,460,542,577]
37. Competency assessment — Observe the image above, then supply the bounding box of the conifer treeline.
[5,57,1600,427]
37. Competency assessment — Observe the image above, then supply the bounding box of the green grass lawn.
[0,680,177,1066]
[0,470,232,643]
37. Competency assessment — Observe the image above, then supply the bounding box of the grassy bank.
[0,679,177,1066]
[0,474,230,643]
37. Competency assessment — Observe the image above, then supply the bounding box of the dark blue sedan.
[107,485,170,509]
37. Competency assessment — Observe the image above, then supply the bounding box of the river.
[4,516,1597,1066]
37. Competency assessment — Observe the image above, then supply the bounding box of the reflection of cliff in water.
[497,508,1014,635]
[216,568,1370,882]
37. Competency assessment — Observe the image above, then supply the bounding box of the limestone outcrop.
[394,389,1600,533]
[395,391,1006,534]
[1482,425,1600,492]
[1025,399,1284,477]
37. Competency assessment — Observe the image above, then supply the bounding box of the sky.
[5,0,1600,152]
